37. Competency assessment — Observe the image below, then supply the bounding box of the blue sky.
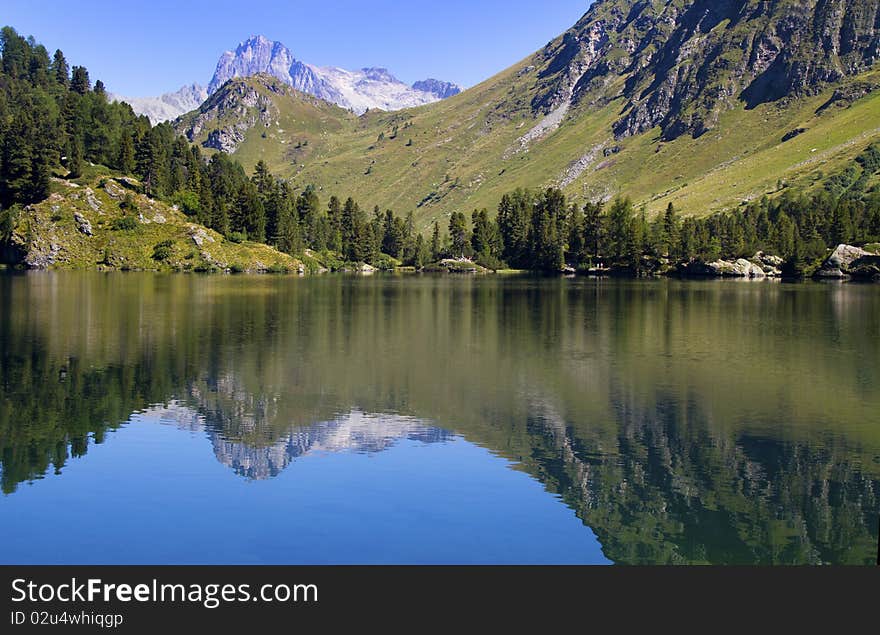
[2,0,591,96]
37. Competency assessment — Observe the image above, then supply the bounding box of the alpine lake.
[1,272,878,565]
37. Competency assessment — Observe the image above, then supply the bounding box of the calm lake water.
[0,272,878,565]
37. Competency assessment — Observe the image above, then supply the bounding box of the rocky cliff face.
[183,75,282,153]
[533,0,880,141]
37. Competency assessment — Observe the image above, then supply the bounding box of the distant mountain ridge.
[110,83,208,125]
[208,35,462,114]
[116,35,461,123]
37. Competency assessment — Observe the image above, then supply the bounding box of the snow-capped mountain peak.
[116,35,462,122]
[207,35,461,114]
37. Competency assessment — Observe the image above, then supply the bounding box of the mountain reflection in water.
[0,272,878,564]
[150,403,453,480]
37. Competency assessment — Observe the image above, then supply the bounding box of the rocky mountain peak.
[360,67,397,83]
[412,78,462,99]
[208,35,297,94]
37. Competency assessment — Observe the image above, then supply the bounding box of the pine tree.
[628,211,648,272]
[118,132,135,174]
[831,203,853,246]
[529,189,565,271]
[297,186,321,248]
[233,181,265,242]
[341,197,360,261]
[64,134,82,179]
[607,197,634,262]
[412,233,429,269]
[402,211,416,262]
[582,201,605,263]
[51,49,68,86]
[369,206,383,261]
[326,196,343,252]
[382,209,403,258]
[431,221,441,261]
[449,211,468,257]
[662,202,679,258]
[568,203,585,266]
[497,189,532,268]
[275,182,301,255]
[471,208,493,257]
[70,66,90,95]
[138,128,168,197]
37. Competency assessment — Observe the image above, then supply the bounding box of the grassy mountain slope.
[175,1,880,231]
[3,166,306,273]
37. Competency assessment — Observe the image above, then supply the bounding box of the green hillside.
[175,17,880,232]
[3,168,305,273]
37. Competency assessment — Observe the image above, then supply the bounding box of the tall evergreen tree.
[449,211,469,257]
[51,49,68,86]
[606,197,635,261]
[326,196,343,252]
[662,202,679,258]
[582,201,605,263]
[497,189,532,268]
[66,135,83,179]
[431,221,441,261]
[70,65,90,95]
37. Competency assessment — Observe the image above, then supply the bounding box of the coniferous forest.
[2,27,880,277]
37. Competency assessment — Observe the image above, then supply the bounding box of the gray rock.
[849,256,880,281]
[103,180,126,200]
[734,259,766,278]
[815,244,871,278]
[84,188,102,214]
[73,212,93,236]
[685,259,765,278]
[751,252,784,276]
[25,241,61,269]
[190,228,215,247]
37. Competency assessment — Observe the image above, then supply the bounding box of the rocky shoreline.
[579,244,880,282]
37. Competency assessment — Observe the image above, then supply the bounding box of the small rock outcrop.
[849,256,880,281]
[752,252,784,276]
[683,258,766,278]
[74,212,93,236]
[84,189,102,214]
[190,227,216,247]
[815,244,872,278]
